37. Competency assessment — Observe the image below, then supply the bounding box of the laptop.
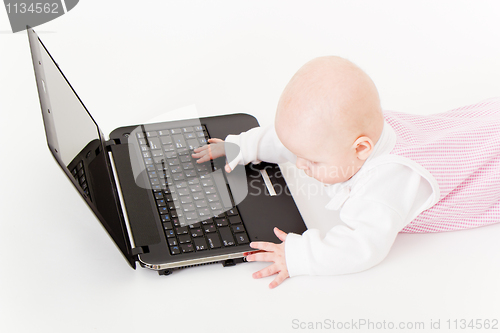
[27,28,307,275]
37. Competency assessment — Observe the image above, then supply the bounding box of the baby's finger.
[249,241,277,252]
[194,154,212,164]
[269,271,289,289]
[274,227,288,242]
[191,150,208,158]
[252,264,278,279]
[246,251,276,263]
[193,145,209,153]
[208,138,223,143]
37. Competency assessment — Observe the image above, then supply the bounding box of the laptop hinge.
[105,139,120,152]
[131,246,149,259]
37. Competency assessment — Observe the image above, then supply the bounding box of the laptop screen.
[28,29,135,267]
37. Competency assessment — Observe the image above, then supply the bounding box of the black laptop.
[28,28,307,275]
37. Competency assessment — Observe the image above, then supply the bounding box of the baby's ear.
[353,136,374,160]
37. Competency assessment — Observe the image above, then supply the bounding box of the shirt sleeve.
[284,163,432,277]
[224,124,296,170]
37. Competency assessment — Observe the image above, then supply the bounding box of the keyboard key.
[170,165,182,173]
[168,238,178,246]
[235,233,250,245]
[172,134,187,148]
[191,228,203,238]
[189,222,201,229]
[192,193,204,200]
[177,188,189,196]
[207,234,221,249]
[171,128,182,134]
[210,202,222,211]
[194,238,208,251]
[175,181,187,189]
[182,162,194,170]
[196,164,208,172]
[163,222,173,230]
[195,200,207,208]
[175,226,188,235]
[229,216,242,224]
[177,148,189,155]
[203,224,216,233]
[148,138,161,150]
[179,155,191,163]
[178,234,191,244]
[180,195,193,204]
[163,144,175,152]
[181,244,194,253]
[197,208,211,217]
[158,130,170,136]
[189,184,202,192]
[170,246,181,255]
[201,179,214,187]
[204,186,216,194]
[187,139,200,149]
[184,170,197,177]
[165,229,175,238]
[167,158,180,166]
[219,227,235,246]
[160,136,173,145]
[215,218,228,227]
[151,150,163,157]
[165,151,177,159]
[231,224,245,233]
[185,211,198,221]
[206,194,219,202]
[173,173,185,181]
[201,218,213,225]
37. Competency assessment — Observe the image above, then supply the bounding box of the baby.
[192,56,500,288]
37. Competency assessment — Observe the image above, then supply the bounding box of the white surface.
[1,1,500,332]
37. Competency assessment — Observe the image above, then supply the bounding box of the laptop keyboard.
[137,125,250,255]
[71,161,91,201]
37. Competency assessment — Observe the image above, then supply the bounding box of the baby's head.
[275,56,383,184]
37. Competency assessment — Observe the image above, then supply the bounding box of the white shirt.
[225,122,435,277]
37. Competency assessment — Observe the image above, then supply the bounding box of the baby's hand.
[191,138,232,173]
[245,227,289,289]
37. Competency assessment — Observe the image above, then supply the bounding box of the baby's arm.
[191,124,296,171]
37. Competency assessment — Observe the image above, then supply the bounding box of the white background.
[1,1,500,332]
